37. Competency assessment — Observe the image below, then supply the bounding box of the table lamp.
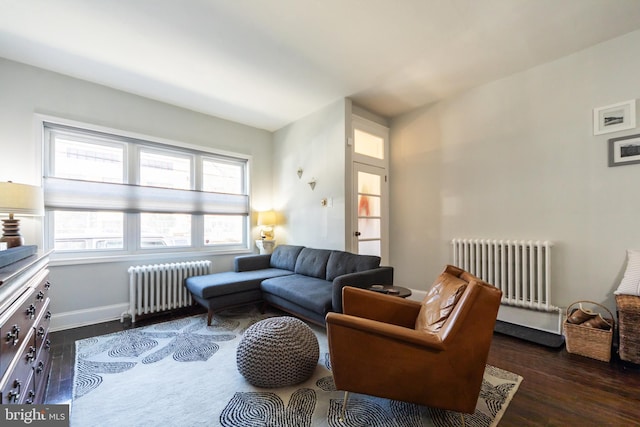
[257,210,276,240]
[0,181,44,248]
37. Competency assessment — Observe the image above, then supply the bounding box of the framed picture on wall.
[609,133,640,167]
[594,100,636,135]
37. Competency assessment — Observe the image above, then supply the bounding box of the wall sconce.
[0,181,44,248]
[308,178,316,191]
[257,210,276,240]
[297,167,303,179]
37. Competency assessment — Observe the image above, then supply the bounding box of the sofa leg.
[460,413,465,426]
[207,309,213,326]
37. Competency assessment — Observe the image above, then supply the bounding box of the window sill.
[48,248,254,267]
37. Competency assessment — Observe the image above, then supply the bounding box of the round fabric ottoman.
[236,316,319,388]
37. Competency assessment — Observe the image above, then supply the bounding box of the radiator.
[452,238,555,310]
[452,238,562,334]
[124,260,212,324]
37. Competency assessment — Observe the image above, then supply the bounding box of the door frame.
[348,114,389,264]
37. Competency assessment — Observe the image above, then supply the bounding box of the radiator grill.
[126,260,211,323]
[452,238,556,312]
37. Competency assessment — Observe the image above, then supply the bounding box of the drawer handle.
[44,281,51,290]
[8,379,21,403]
[26,304,36,319]
[36,361,45,374]
[45,339,51,350]
[36,290,45,301]
[26,346,36,362]
[45,311,52,320]
[6,325,20,346]
[25,390,36,404]
[37,326,46,338]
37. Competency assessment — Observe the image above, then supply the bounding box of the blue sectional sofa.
[185,245,394,326]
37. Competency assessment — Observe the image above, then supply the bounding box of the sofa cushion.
[294,248,331,279]
[235,254,271,272]
[260,274,333,315]
[270,245,305,271]
[326,251,381,281]
[415,268,468,333]
[185,269,293,299]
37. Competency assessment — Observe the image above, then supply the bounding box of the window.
[354,128,384,160]
[43,122,249,257]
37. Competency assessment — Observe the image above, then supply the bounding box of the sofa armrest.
[331,266,394,312]
[234,254,272,272]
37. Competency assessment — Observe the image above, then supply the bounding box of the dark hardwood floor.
[46,308,640,426]
[487,333,640,426]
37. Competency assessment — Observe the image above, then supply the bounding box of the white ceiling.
[2,0,640,131]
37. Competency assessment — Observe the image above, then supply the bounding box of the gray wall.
[389,29,640,313]
[0,58,273,329]
[272,99,348,249]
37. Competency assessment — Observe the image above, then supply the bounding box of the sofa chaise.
[185,245,394,326]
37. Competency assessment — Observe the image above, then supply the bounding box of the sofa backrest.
[270,245,305,271]
[294,248,332,279]
[326,250,381,281]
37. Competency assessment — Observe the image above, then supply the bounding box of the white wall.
[390,30,640,313]
[0,58,273,329]
[272,99,348,249]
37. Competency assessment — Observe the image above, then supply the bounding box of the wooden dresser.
[0,251,52,404]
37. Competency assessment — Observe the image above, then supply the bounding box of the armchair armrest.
[234,254,272,272]
[326,312,445,351]
[341,286,421,328]
[331,266,394,312]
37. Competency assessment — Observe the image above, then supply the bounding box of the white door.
[352,162,388,261]
[350,115,389,263]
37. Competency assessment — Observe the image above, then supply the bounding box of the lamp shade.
[0,182,45,216]
[257,210,276,226]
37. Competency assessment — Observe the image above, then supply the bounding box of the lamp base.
[0,235,23,249]
[1,218,24,248]
[256,239,276,255]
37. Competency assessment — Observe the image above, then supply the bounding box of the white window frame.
[40,116,252,263]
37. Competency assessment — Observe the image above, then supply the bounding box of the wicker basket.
[616,294,640,364]
[564,301,614,362]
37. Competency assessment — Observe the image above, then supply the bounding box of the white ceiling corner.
[1,0,640,131]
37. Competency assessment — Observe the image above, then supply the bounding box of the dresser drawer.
[33,274,51,310]
[21,370,36,404]
[32,348,51,404]
[0,252,52,405]
[34,298,51,353]
[0,287,36,375]
[0,327,36,404]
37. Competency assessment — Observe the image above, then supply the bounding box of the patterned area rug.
[72,307,522,427]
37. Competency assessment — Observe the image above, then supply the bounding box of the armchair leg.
[339,391,350,422]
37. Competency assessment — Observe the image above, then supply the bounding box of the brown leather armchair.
[326,265,502,418]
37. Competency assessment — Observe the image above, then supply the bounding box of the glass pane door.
[353,163,386,259]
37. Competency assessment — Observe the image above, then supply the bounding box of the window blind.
[44,177,249,215]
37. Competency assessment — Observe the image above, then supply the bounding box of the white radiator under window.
[452,238,562,334]
[124,260,212,324]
